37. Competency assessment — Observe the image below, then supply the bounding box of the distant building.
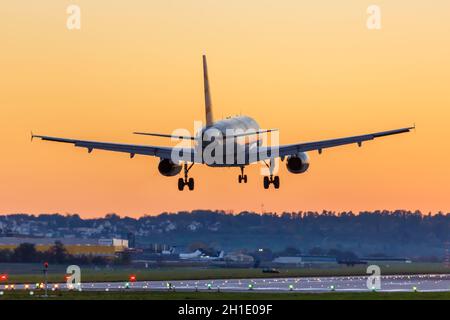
[225,253,254,263]
[187,221,202,232]
[272,256,303,265]
[272,255,337,266]
[359,257,412,264]
[0,237,128,257]
[127,232,136,248]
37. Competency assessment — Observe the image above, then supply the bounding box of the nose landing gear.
[178,163,194,191]
[238,166,248,183]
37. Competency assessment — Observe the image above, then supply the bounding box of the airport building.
[272,255,337,266]
[359,257,412,264]
[0,237,128,257]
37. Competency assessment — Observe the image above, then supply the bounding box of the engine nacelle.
[158,159,182,176]
[286,152,310,174]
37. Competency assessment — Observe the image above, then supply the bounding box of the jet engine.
[158,159,182,176]
[286,152,310,174]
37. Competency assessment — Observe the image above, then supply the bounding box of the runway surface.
[3,274,450,293]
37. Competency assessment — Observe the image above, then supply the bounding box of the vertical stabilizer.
[203,55,214,126]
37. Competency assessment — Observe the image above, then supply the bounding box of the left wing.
[258,126,414,160]
[32,134,198,162]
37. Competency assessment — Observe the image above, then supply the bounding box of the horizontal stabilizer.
[227,129,278,139]
[133,129,278,141]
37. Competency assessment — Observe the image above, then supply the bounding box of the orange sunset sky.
[1,1,449,217]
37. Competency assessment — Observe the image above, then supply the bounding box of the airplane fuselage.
[199,116,261,167]
[206,116,260,135]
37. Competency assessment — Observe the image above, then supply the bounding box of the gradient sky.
[1,1,449,217]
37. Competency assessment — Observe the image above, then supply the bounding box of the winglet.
[31,131,34,142]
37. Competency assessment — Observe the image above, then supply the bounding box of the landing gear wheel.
[178,163,194,191]
[178,178,185,191]
[188,178,195,191]
[263,176,270,189]
[273,176,280,189]
[238,167,248,184]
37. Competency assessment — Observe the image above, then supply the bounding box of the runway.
[3,274,450,293]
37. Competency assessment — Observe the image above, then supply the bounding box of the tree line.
[0,241,131,265]
[1,210,449,256]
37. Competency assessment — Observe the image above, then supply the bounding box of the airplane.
[179,249,225,261]
[32,55,414,191]
[179,249,203,260]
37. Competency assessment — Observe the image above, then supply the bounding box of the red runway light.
[0,274,8,281]
[129,275,136,282]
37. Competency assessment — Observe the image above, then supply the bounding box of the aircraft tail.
[203,55,214,126]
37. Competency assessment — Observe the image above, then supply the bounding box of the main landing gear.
[178,163,194,191]
[263,175,280,189]
[238,166,248,183]
[263,159,280,189]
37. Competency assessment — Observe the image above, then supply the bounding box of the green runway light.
[330,285,335,291]
[207,283,212,290]
[248,284,253,290]
[371,286,376,292]
[289,285,294,291]
[413,286,417,292]
[124,282,130,289]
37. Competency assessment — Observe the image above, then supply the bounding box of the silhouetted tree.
[115,251,132,265]
[309,246,325,255]
[250,248,274,262]
[45,241,69,263]
[278,247,302,256]
[0,249,12,262]
[12,243,40,262]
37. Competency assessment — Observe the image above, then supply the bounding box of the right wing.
[32,134,198,162]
